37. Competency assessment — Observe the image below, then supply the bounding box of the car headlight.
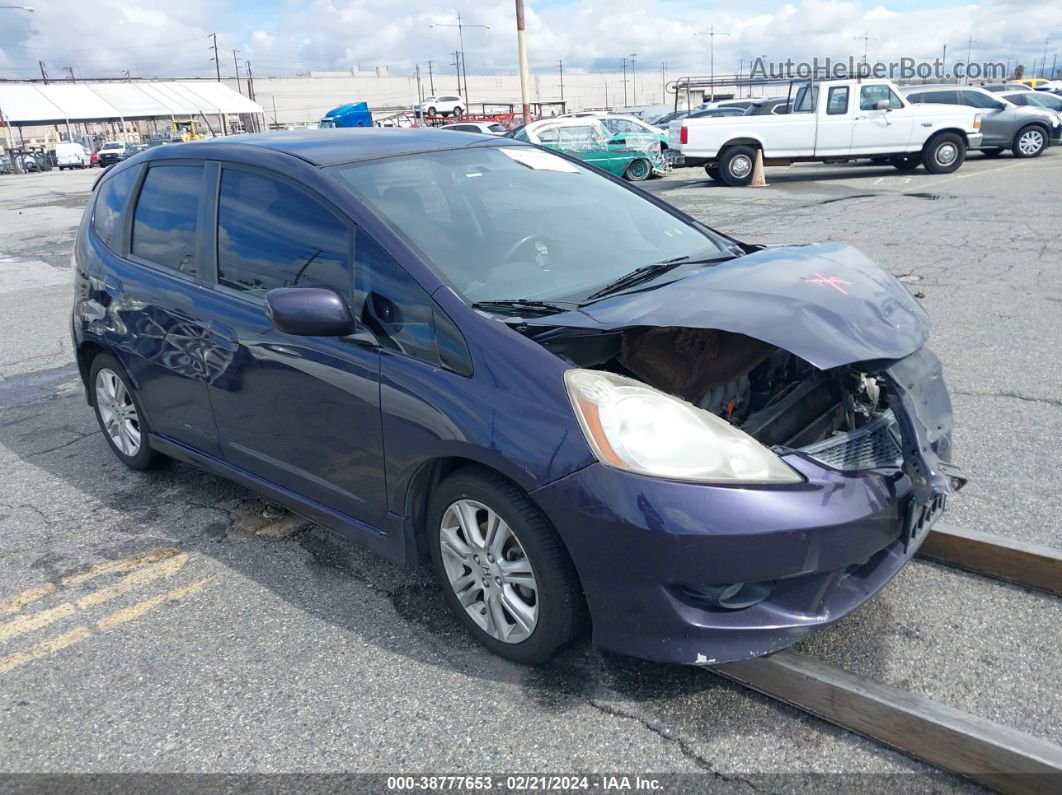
[564,369,803,484]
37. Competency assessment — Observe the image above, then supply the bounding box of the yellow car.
[1018,78,1051,91]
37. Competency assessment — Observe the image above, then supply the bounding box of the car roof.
[136,128,515,167]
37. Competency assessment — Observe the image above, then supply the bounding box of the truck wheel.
[718,146,757,186]
[705,165,721,182]
[453,106,464,117]
[890,154,920,171]
[624,158,652,181]
[921,133,965,174]
[1012,125,1047,158]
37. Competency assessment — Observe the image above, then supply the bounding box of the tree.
[1013,64,1025,79]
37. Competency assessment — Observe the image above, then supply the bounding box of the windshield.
[331,146,724,303]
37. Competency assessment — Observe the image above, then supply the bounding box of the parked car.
[981,83,1032,93]
[596,114,671,160]
[650,109,691,126]
[96,141,127,167]
[687,107,751,120]
[1001,90,1062,119]
[55,142,91,170]
[675,79,984,185]
[745,98,792,115]
[439,121,508,135]
[73,129,963,666]
[511,117,665,180]
[0,156,11,175]
[412,95,464,117]
[901,84,1062,157]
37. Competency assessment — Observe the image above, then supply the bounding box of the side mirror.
[608,133,628,145]
[265,287,359,337]
[876,99,892,111]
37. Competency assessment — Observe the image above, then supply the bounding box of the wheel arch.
[924,127,970,149]
[719,136,764,153]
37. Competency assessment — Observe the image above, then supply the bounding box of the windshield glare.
[332,146,723,303]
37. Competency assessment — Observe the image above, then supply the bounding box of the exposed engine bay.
[534,326,892,456]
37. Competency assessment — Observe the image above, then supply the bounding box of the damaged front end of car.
[517,242,967,663]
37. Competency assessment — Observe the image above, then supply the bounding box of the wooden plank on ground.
[714,650,1062,794]
[918,524,1062,596]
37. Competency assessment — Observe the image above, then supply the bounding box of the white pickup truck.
[672,79,984,186]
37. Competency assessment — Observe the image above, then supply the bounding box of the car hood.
[528,242,930,370]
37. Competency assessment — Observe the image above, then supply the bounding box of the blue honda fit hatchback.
[73,129,964,665]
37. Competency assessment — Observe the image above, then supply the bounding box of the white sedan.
[439,121,508,135]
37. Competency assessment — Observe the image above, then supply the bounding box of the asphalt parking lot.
[1,153,1060,786]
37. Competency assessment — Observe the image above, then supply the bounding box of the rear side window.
[92,166,140,251]
[925,90,960,104]
[216,169,351,297]
[131,164,204,277]
[354,229,471,375]
[826,87,849,115]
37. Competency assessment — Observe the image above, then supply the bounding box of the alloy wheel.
[438,498,539,643]
[1017,129,1044,156]
[95,368,141,457]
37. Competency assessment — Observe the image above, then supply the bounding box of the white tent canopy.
[0,81,262,125]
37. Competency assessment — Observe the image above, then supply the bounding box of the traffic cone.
[750,149,768,187]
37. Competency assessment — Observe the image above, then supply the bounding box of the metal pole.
[631,54,637,105]
[211,33,227,135]
[272,96,278,130]
[558,59,564,102]
[38,60,48,83]
[1,104,19,174]
[515,0,531,122]
[427,60,435,94]
[233,50,242,95]
[622,58,627,106]
[416,64,422,103]
[1042,39,1051,77]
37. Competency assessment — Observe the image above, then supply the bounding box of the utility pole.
[38,60,47,83]
[558,59,564,102]
[427,59,435,94]
[695,25,729,102]
[210,33,227,135]
[1041,39,1051,76]
[854,31,875,67]
[233,49,242,95]
[514,0,530,121]
[621,58,628,106]
[66,66,75,82]
[660,61,667,103]
[431,12,490,107]
[631,53,637,106]
[452,50,462,96]
[245,60,258,131]
[965,37,978,84]
[415,64,423,103]
[1052,53,1058,79]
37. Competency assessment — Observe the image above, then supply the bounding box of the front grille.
[800,410,902,472]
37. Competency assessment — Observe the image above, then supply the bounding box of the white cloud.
[1,0,1059,80]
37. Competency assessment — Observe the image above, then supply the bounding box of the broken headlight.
[564,369,803,484]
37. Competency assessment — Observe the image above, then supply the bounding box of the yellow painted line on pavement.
[75,553,189,610]
[97,576,214,631]
[61,547,180,587]
[0,602,76,642]
[0,626,91,675]
[0,583,57,616]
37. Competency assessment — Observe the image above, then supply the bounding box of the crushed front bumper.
[530,347,963,665]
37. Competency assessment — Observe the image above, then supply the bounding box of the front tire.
[921,132,965,174]
[624,158,652,181]
[1012,125,1047,158]
[718,145,757,186]
[428,467,582,665]
[89,354,159,470]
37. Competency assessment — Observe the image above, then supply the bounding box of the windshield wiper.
[471,299,570,316]
[581,255,714,304]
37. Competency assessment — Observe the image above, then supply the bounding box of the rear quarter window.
[92,166,140,251]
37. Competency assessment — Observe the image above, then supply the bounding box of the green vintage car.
[509,118,665,181]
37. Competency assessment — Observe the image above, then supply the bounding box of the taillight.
[680,125,688,145]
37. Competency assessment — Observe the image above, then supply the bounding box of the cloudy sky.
[1,0,1059,81]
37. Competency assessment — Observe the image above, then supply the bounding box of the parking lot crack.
[26,430,97,456]
[952,390,1062,408]
[585,698,761,790]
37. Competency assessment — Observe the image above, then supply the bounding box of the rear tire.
[89,353,159,471]
[625,158,652,181]
[921,132,965,174]
[1012,125,1047,158]
[718,145,757,186]
[452,106,464,117]
[428,467,583,665]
